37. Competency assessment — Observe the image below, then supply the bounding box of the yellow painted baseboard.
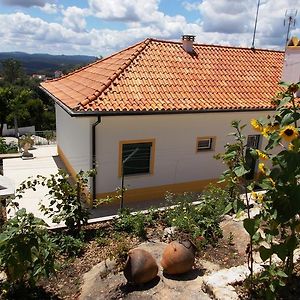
[57,145,77,180]
[96,178,220,204]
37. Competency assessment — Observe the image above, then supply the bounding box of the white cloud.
[62,6,88,32]
[0,0,299,56]
[40,3,60,14]
[184,0,300,48]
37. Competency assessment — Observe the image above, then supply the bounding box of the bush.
[164,187,229,246]
[53,233,85,257]
[0,209,56,287]
[114,208,149,239]
[18,169,93,235]
[0,137,18,154]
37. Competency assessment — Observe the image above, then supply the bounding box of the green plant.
[95,229,110,246]
[17,169,94,235]
[0,209,56,287]
[109,237,131,267]
[0,138,18,154]
[53,233,85,257]
[217,82,300,297]
[164,189,227,246]
[247,264,288,300]
[114,208,148,239]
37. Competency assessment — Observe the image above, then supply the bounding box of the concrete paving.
[3,145,59,226]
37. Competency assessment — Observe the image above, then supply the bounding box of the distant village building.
[32,74,47,81]
[54,70,63,78]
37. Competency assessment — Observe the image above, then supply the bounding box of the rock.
[80,241,214,300]
[161,240,196,275]
[162,226,177,242]
[80,259,116,300]
[0,271,7,281]
[220,218,249,255]
[124,248,158,284]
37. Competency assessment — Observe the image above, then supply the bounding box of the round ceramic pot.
[123,248,158,284]
[160,240,196,275]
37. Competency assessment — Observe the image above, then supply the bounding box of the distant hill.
[0,52,99,76]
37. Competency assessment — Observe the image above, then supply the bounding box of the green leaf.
[259,246,272,261]
[223,203,233,215]
[276,270,288,278]
[234,165,249,177]
[272,244,287,261]
[277,96,292,108]
[281,113,294,126]
[243,218,259,237]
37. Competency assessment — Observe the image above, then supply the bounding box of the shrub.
[0,137,18,154]
[114,208,148,239]
[53,233,85,257]
[164,188,228,246]
[18,169,94,235]
[0,209,56,287]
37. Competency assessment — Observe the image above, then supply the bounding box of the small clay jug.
[160,240,196,275]
[123,248,158,284]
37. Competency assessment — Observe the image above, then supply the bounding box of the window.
[247,135,260,149]
[119,139,155,176]
[196,137,215,151]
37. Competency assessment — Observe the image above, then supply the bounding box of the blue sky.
[0,0,299,56]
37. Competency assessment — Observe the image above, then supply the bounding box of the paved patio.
[3,145,60,226]
[2,144,167,227]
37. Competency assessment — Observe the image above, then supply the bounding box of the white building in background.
[41,35,297,206]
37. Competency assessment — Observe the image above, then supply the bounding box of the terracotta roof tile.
[41,38,285,114]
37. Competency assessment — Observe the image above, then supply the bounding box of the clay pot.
[123,248,158,284]
[160,240,196,275]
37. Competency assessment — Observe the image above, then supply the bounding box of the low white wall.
[55,104,95,173]
[2,124,35,136]
[95,111,272,194]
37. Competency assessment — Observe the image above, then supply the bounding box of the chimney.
[182,35,195,54]
[281,36,300,97]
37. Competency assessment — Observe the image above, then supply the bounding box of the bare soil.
[1,218,248,300]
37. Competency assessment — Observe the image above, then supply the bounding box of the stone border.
[202,249,300,300]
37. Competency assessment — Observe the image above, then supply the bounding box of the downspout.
[92,116,101,203]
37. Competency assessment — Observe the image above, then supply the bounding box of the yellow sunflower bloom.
[251,119,263,132]
[251,192,258,200]
[279,126,299,142]
[288,143,295,151]
[256,150,268,160]
[258,163,266,175]
[257,194,264,203]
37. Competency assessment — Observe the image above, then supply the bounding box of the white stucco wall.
[282,48,300,84]
[55,104,95,173]
[95,111,272,194]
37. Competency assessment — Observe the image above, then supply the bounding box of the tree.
[1,59,24,84]
[0,87,14,136]
[7,88,31,137]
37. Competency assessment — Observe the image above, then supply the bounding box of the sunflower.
[256,150,268,160]
[251,119,263,132]
[251,191,258,200]
[279,125,299,142]
[258,163,266,175]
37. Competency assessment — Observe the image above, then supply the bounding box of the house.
[41,35,294,206]
[32,74,47,81]
[54,70,63,78]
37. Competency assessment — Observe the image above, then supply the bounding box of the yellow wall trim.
[96,178,220,203]
[57,145,77,180]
